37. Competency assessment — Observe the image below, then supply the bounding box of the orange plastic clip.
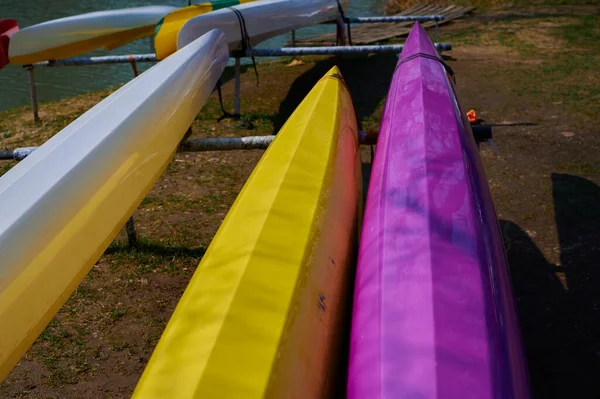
[467,109,478,124]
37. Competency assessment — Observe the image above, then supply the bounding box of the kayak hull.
[347,23,529,399]
[133,66,362,398]
[178,0,346,52]
[0,29,228,382]
[155,0,256,60]
[8,6,175,64]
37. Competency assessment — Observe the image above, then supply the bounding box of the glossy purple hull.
[347,23,530,398]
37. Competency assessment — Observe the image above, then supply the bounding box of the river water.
[0,0,384,111]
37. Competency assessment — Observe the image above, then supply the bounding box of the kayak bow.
[347,23,530,399]
[8,6,175,64]
[133,66,362,398]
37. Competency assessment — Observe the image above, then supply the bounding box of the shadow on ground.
[273,53,398,133]
[502,173,600,398]
[105,240,207,259]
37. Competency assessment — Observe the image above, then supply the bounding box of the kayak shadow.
[105,239,207,260]
[501,173,600,398]
[272,53,399,134]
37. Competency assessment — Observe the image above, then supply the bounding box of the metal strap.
[396,52,455,82]
[228,7,259,85]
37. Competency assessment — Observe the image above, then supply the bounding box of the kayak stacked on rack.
[154,0,258,60]
[8,6,175,65]
[177,0,347,54]
[4,0,348,66]
[133,66,362,399]
[347,23,530,398]
[0,29,228,383]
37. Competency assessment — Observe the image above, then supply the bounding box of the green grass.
[447,14,600,119]
[0,163,14,177]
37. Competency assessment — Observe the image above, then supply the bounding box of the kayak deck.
[8,6,174,64]
[348,23,529,398]
[133,66,362,399]
[0,29,228,382]
[155,0,256,60]
[178,0,345,52]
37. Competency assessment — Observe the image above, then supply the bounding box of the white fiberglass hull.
[0,29,228,382]
[8,6,175,64]
[178,0,346,52]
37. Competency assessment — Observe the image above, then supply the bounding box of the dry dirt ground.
[0,4,599,398]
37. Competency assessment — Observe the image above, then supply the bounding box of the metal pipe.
[33,53,157,67]
[129,57,139,77]
[234,57,241,116]
[13,147,38,160]
[346,15,444,23]
[1,132,386,162]
[25,66,39,122]
[336,16,346,46]
[181,136,275,151]
[243,43,452,57]
[148,36,155,56]
[8,129,494,162]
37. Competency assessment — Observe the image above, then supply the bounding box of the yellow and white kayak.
[132,66,362,399]
[8,6,175,64]
[154,0,256,61]
[0,29,228,382]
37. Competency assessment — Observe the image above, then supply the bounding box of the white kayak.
[0,29,228,382]
[8,6,175,64]
[178,0,346,52]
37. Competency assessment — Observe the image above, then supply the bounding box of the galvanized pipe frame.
[1,124,496,162]
[21,13,449,121]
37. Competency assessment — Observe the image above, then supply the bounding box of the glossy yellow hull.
[133,66,362,398]
[155,1,255,60]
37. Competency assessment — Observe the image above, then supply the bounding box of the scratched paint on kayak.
[8,6,174,64]
[347,23,530,399]
[0,29,228,382]
[154,0,256,60]
[133,66,362,399]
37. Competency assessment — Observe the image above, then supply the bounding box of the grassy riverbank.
[1,3,599,398]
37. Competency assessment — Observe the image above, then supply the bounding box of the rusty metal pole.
[25,65,40,122]
[336,16,347,46]
[234,57,241,116]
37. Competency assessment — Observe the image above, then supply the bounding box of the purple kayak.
[347,23,530,398]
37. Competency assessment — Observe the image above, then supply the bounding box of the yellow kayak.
[132,66,362,398]
[154,0,255,60]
